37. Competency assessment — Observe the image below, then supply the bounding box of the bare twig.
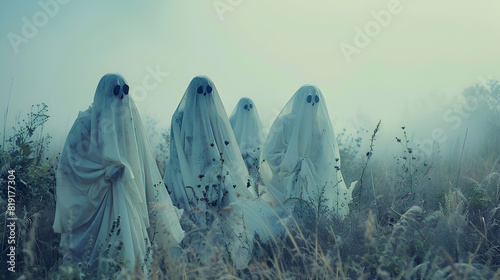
[358,120,381,210]
[455,128,469,188]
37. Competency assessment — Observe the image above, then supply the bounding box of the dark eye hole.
[113,85,120,96]
[244,105,248,110]
[123,84,129,95]
[315,95,319,103]
[307,95,312,103]
[206,85,212,93]
[250,104,253,108]
[197,86,203,94]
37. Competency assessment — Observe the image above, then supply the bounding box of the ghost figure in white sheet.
[53,74,184,275]
[261,85,352,217]
[230,98,267,195]
[164,76,279,269]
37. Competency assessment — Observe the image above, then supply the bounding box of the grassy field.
[1,82,500,279]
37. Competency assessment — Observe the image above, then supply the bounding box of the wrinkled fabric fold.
[54,73,184,275]
[164,76,282,269]
[261,85,352,217]
[229,98,267,196]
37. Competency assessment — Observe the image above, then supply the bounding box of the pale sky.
[1,0,499,156]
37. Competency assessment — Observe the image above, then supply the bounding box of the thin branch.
[358,120,381,210]
[455,128,468,188]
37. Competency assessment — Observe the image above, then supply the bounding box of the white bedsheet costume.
[53,74,184,275]
[164,76,281,269]
[261,85,352,217]
[230,98,267,195]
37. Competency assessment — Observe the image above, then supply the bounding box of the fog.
[2,2,500,278]
[1,0,499,162]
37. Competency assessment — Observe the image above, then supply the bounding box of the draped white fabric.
[53,74,184,274]
[261,85,352,217]
[229,98,267,194]
[164,76,281,269]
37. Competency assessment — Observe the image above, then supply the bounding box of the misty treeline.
[1,80,500,279]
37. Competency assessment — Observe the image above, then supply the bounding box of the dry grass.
[2,104,500,279]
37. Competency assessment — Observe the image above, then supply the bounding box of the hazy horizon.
[1,1,499,160]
